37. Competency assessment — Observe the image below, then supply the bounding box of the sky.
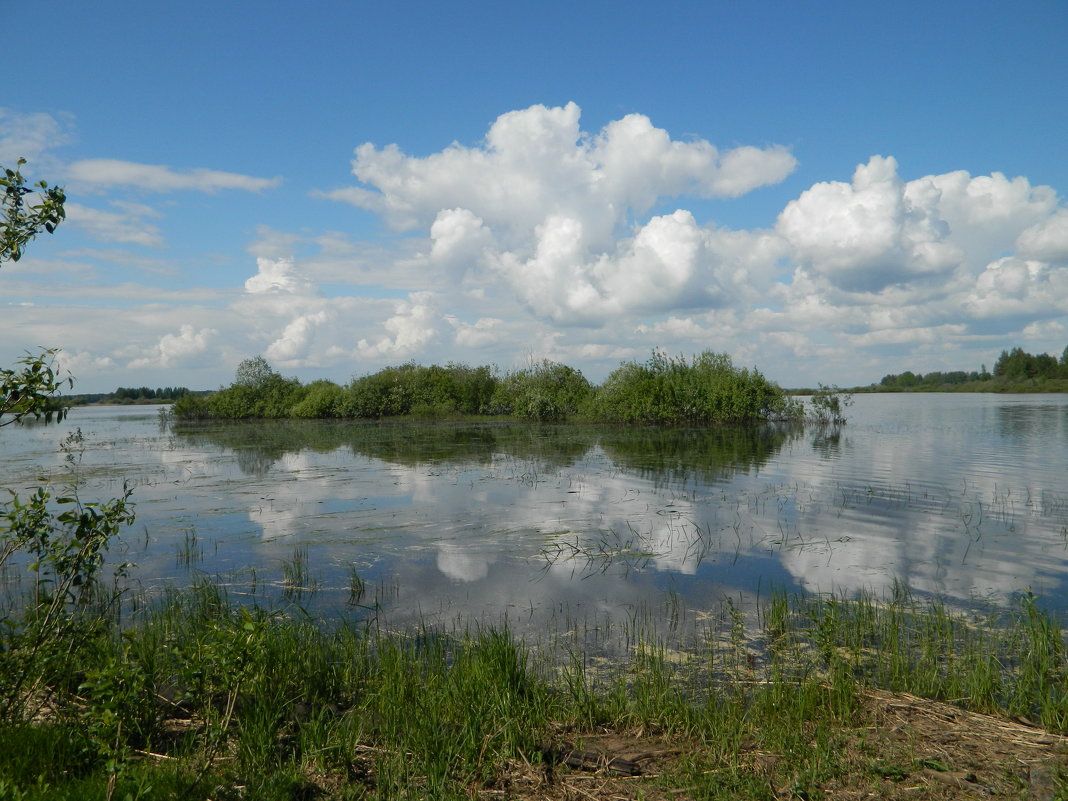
[3,0,1067,393]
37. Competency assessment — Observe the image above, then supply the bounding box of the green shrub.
[489,360,592,422]
[289,379,343,418]
[339,362,499,419]
[172,352,812,425]
[339,364,418,418]
[592,350,801,424]
[174,358,306,420]
[447,363,498,415]
[170,392,210,420]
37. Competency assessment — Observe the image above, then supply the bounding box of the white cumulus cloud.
[266,311,331,366]
[53,349,116,379]
[320,102,797,326]
[357,292,438,359]
[448,316,503,348]
[776,156,962,292]
[330,102,795,241]
[127,324,216,369]
[962,257,1068,319]
[1016,209,1068,264]
[244,257,316,295]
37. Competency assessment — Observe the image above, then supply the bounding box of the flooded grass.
[173,528,202,568]
[2,578,1067,799]
[279,545,318,601]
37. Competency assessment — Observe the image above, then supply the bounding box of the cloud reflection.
[62,398,1068,631]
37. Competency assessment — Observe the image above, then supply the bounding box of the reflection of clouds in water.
[249,452,323,540]
[239,444,723,582]
[436,543,493,582]
[235,428,1049,600]
[761,418,1068,604]
[95,398,1068,618]
[248,454,410,542]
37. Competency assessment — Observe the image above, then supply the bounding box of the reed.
[279,545,318,600]
[173,528,202,567]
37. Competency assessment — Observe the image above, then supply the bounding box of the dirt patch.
[463,688,1068,800]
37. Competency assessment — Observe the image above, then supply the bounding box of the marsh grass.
[1,581,1067,799]
[174,528,202,567]
[279,545,318,601]
[346,563,366,607]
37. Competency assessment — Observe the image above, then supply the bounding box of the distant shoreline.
[838,380,1068,395]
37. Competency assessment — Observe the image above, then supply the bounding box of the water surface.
[3,394,1067,637]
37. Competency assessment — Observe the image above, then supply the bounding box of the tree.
[234,355,277,388]
[1,158,66,263]
[1,160,72,425]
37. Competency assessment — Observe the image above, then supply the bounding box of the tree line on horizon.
[50,385,195,408]
[876,345,1068,390]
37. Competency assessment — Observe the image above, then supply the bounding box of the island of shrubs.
[173,351,817,424]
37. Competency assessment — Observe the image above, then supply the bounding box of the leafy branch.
[1,157,66,263]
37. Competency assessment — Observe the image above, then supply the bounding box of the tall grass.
[4,578,1064,799]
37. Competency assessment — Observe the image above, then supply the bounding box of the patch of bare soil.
[461,689,1068,801]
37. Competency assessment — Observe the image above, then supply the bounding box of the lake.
[3,393,1068,643]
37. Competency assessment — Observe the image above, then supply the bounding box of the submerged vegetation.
[174,351,827,425]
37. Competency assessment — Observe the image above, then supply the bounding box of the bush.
[289,379,343,418]
[808,384,853,424]
[0,431,135,723]
[174,358,306,420]
[592,351,801,424]
[171,353,814,425]
[339,364,419,418]
[489,360,592,422]
[338,363,499,419]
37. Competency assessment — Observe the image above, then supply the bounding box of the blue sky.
[3,0,1067,392]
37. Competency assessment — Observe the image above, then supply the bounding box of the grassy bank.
[1,580,1066,799]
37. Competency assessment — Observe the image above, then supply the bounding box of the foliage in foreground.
[2,158,66,264]
[2,554,1068,799]
[0,349,73,428]
[173,350,825,425]
[2,159,73,428]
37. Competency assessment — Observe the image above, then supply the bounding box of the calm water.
[3,394,1068,634]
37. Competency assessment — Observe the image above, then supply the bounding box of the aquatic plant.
[808,383,854,424]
